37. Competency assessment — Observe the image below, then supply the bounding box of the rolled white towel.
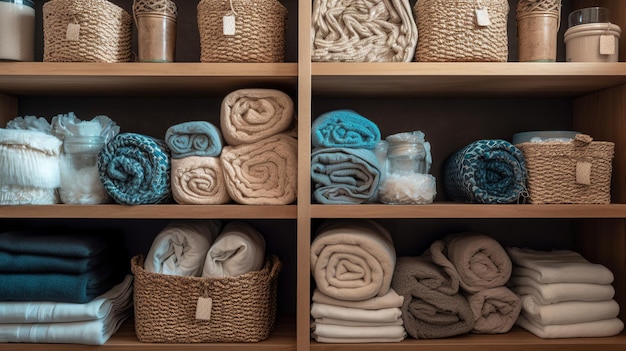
[202,221,266,277]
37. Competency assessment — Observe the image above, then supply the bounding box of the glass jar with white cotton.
[59,135,109,204]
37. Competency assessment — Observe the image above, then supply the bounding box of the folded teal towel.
[312,110,381,149]
[98,132,171,205]
[311,147,381,204]
[0,252,113,274]
[0,229,118,258]
[165,121,224,159]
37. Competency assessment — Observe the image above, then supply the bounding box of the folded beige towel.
[425,233,512,293]
[516,315,624,338]
[220,88,295,146]
[507,247,614,284]
[311,219,396,301]
[521,295,620,325]
[467,286,521,334]
[311,302,402,323]
[313,323,406,341]
[510,276,615,304]
[170,156,231,205]
[202,221,266,278]
[314,318,403,327]
[312,288,403,309]
[314,335,407,343]
[221,134,297,205]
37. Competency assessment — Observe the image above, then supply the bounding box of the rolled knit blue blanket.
[442,139,528,204]
[98,132,171,205]
[165,121,224,159]
[312,110,381,149]
[311,147,381,204]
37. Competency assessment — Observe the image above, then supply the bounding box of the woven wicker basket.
[131,254,282,343]
[516,134,615,204]
[197,0,287,63]
[43,0,133,62]
[414,0,509,62]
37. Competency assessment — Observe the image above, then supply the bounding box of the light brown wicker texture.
[131,254,282,343]
[311,0,418,62]
[197,0,287,63]
[517,134,615,204]
[43,0,133,63]
[414,0,509,62]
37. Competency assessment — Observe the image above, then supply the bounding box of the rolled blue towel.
[98,132,171,205]
[311,147,381,204]
[165,121,224,159]
[442,139,528,204]
[312,110,381,149]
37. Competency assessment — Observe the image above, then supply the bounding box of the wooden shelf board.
[0,63,298,97]
[312,62,626,97]
[311,203,626,219]
[0,204,297,219]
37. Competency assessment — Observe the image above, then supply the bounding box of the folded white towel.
[314,318,403,327]
[516,315,624,338]
[144,220,221,276]
[0,275,132,323]
[520,295,620,325]
[312,288,404,310]
[313,323,407,340]
[507,247,614,284]
[202,221,266,278]
[510,276,615,304]
[314,335,406,343]
[311,302,402,323]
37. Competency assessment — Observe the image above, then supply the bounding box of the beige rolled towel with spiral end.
[170,156,231,205]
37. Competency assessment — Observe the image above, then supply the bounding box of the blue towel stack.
[310,110,382,204]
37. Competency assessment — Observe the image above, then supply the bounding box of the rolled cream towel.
[202,221,266,277]
[510,275,615,304]
[144,220,221,276]
[520,295,620,325]
[220,88,295,146]
[0,128,62,189]
[311,219,396,301]
[170,156,231,205]
[221,133,297,205]
[467,286,521,334]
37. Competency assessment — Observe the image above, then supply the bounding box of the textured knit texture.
[311,110,381,149]
[165,121,223,159]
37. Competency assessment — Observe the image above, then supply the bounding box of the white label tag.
[223,15,236,36]
[576,161,592,185]
[196,296,213,320]
[66,23,80,41]
[475,7,491,27]
[599,35,615,55]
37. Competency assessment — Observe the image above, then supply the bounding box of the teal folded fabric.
[165,121,224,159]
[0,229,117,258]
[311,147,381,204]
[98,132,171,205]
[312,110,381,149]
[0,252,111,274]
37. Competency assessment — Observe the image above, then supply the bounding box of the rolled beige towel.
[467,286,521,334]
[221,134,297,205]
[220,88,295,146]
[170,156,231,205]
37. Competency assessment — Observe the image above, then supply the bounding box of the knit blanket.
[311,0,417,62]
[467,286,521,334]
[311,219,396,301]
[165,121,223,159]
[144,220,221,276]
[221,134,297,205]
[0,185,58,205]
[202,221,266,278]
[311,110,381,148]
[170,156,231,205]
[311,147,381,204]
[97,132,171,205]
[442,139,527,204]
[220,88,295,146]
[391,256,474,339]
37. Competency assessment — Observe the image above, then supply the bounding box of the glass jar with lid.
[59,135,109,204]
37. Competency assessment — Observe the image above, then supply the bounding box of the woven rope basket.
[43,0,133,63]
[516,134,614,204]
[197,0,287,63]
[131,254,282,343]
[414,0,509,62]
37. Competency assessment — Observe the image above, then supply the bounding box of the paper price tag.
[66,23,80,41]
[196,296,213,320]
[475,7,491,27]
[223,15,236,36]
[599,35,615,55]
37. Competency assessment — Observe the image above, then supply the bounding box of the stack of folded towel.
[165,121,231,205]
[0,228,132,345]
[219,89,298,205]
[144,220,266,278]
[310,219,405,343]
[507,247,624,338]
[310,110,382,204]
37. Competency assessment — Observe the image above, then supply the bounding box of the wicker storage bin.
[197,0,287,63]
[131,254,282,343]
[516,134,615,204]
[414,0,509,62]
[43,0,132,62]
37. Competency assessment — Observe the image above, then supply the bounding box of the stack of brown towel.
[310,219,405,343]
